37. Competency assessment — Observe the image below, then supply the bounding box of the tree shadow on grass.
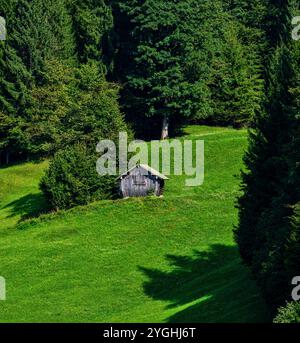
[2,193,50,222]
[139,244,271,323]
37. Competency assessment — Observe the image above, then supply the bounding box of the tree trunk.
[161,116,169,140]
[5,151,9,165]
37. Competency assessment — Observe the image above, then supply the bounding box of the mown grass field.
[0,126,271,323]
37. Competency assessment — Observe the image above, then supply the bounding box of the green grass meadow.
[0,126,271,323]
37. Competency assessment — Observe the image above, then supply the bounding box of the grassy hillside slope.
[0,126,271,323]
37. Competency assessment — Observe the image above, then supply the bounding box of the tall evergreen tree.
[111,0,266,135]
[0,0,75,162]
[235,0,300,307]
[69,0,113,66]
[209,19,264,125]
[114,0,213,139]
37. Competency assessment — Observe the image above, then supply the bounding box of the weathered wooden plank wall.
[120,167,163,198]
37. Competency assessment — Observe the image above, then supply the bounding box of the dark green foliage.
[69,0,113,65]
[208,20,264,126]
[111,0,265,136]
[236,43,297,266]
[0,112,27,163]
[235,0,300,316]
[222,0,268,54]
[0,0,75,162]
[37,61,128,208]
[40,144,115,210]
[24,60,127,157]
[1,0,74,101]
[206,0,267,126]
[11,0,75,81]
[0,0,129,164]
[65,61,128,146]
[284,204,300,285]
[274,302,300,323]
[23,59,75,156]
[1,0,273,156]
[37,61,128,207]
[116,0,212,138]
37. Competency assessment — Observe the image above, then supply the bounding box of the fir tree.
[69,0,113,66]
[0,0,75,162]
[114,0,213,139]
[235,0,300,307]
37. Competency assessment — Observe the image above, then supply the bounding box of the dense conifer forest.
[1,0,268,164]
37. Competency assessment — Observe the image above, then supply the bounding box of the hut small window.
[133,175,146,186]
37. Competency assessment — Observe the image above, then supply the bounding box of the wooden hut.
[118,164,168,198]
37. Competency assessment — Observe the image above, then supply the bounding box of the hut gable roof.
[118,164,169,180]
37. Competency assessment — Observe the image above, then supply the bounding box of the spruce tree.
[114,0,212,139]
[69,0,113,66]
[209,19,264,125]
[235,0,300,307]
[0,0,75,162]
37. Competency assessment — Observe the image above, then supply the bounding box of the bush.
[274,302,300,323]
[40,144,116,210]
